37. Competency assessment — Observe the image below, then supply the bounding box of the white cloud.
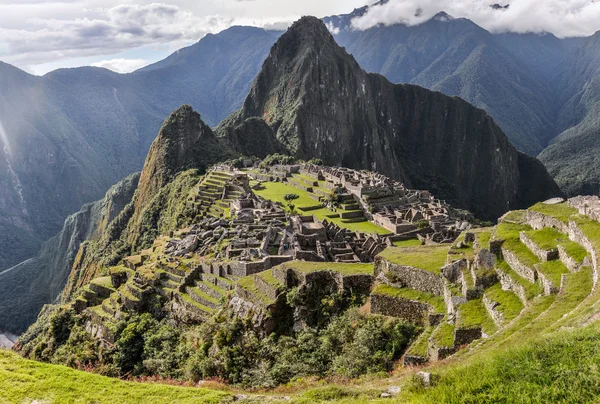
[0,3,235,67]
[350,0,600,38]
[90,57,149,73]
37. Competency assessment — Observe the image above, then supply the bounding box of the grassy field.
[253,182,388,234]
[0,349,230,404]
[378,245,449,274]
[277,261,374,275]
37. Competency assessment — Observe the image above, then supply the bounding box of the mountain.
[324,12,557,155]
[0,27,277,272]
[0,173,139,334]
[538,32,600,195]
[218,16,561,220]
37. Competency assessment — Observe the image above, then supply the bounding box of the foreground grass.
[0,349,230,404]
[401,322,600,404]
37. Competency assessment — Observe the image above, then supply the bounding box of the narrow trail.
[0,258,34,278]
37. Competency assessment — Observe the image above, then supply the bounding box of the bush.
[259,154,297,168]
[284,193,299,201]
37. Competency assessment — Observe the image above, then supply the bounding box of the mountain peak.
[280,16,335,47]
[432,11,454,21]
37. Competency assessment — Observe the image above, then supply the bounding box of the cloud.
[350,0,600,38]
[90,57,148,73]
[0,3,235,67]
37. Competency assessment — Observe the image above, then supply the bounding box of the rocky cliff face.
[221,17,561,219]
[0,173,139,334]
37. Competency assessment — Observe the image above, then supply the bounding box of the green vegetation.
[392,238,423,247]
[0,349,229,404]
[279,261,373,276]
[502,210,526,223]
[523,227,565,250]
[484,284,524,323]
[236,275,275,305]
[406,326,435,357]
[258,153,297,168]
[529,202,577,224]
[536,260,569,287]
[432,322,455,348]
[372,284,446,313]
[402,322,600,403]
[495,222,531,241]
[572,215,600,251]
[496,261,542,300]
[503,238,539,267]
[456,299,498,335]
[254,181,388,234]
[559,240,588,263]
[378,245,449,274]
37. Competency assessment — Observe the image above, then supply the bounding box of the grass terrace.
[393,238,423,247]
[501,209,526,223]
[277,261,373,276]
[497,261,542,300]
[406,326,435,358]
[378,245,450,274]
[495,222,532,241]
[571,215,600,252]
[0,350,229,404]
[253,181,388,234]
[236,276,276,305]
[529,202,578,224]
[372,284,446,313]
[503,238,539,267]
[484,283,524,323]
[560,241,588,264]
[523,227,565,250]
[401,321,600,403]
[536,260,569,287]
[456,298,498,335]
[432,322,455,348]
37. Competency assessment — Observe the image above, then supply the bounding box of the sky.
[1,0,600,75]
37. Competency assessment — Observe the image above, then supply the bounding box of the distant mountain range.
[0,5,598,281]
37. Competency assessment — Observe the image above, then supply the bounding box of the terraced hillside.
[14,163,600,402]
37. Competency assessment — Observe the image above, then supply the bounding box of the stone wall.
[567,220,599,286]
[454,327,482,346]
[495,267,529,305]
[520,232,558,261]
[557,244,580,272]
[370,293,430,325]
[525,210,569,233]
[375,257,444,296]
[501,248,537,283]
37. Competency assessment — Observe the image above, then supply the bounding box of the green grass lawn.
[523,227,565,250]
[254,182,388,234]
[401,321,600,404]
[392,239,423,247]
[496,261,542,300]
[431,322,455,348]
[278,261,374,276]
[372,284,446,313]
[536,260,569,287]
[456,298,498,335]
[559,240,588,264]
[484,283,524,323]
[406,326,435,357]
[0,349,229,404]
[378,245,449,274]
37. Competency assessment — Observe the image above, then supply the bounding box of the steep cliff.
[0,173,139,334]
[220,17,561,220]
